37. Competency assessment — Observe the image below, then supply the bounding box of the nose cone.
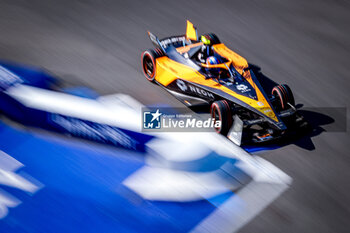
[275,121,287,130]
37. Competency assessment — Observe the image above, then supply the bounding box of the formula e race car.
[141,20,307,145]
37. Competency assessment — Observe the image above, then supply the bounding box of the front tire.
[210,100,232,136]
[272,84,295,110]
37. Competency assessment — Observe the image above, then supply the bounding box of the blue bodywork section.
[61,86,99,99]
[0,61,154,152]
[0,121,228,233]
[0,61,56,90]
[0,61,271,232]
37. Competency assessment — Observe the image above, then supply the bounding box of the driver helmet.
[206,56,220,76]
[206,56,219,64]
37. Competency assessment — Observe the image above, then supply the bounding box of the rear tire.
[210,100,232,136]
[141,48,164,82]
[272,84,295,110]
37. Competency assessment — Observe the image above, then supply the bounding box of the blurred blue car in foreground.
[0,61,291,233]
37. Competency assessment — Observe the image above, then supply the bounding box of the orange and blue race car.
[141,20,308,145]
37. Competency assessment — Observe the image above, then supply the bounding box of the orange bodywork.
[154,43,279,122]
[176,42,203,54]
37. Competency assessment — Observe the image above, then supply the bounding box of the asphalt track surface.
[0,0,349,232]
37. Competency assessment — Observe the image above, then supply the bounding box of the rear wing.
[186,20,198,41]
[147,31,166,54]
[147,20,198,52]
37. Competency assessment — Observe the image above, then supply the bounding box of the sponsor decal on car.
[176,79,215,99]
[176,79,188,92]
[257,101,264,106]
[236,84,251,93]
[160,36,186,48]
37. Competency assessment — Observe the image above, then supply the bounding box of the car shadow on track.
[190,64,339,152]
[274,109,333,151]
[251,64,341,151]
[238,109,334,152]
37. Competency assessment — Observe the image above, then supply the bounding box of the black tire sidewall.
[211,100,232,135]
[272,84,295,110]
[142,50,157,82]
